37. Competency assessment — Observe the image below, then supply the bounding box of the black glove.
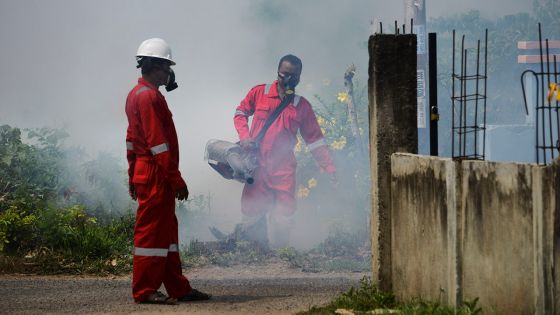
[129,183,137,201]
[176,186,189,201]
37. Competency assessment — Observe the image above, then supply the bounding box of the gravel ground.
[0,262,369,314]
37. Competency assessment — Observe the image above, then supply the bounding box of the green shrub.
[0,204,134,274]
[0,206,38,254]
[0,125,135,274]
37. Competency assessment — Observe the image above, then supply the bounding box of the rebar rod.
[462,39,468,157]
[458,35,465,157]
[483,29,488,160]
[546,39,554,161]
[539,23,546,164]
[474,39,481,157]
[452,30,456,158]
[552,55,560,154]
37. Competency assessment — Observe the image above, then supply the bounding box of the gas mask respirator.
[165,68,178,92]
[279,73,299,95]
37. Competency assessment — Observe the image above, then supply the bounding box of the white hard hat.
[136,38,175,65]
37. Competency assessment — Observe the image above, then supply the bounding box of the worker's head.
[277,54,302,95]
[135,38,178,91]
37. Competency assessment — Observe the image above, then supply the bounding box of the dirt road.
[1,262,368,314]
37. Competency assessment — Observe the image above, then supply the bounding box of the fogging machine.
[205,139,257,184]
[205,94,295,184]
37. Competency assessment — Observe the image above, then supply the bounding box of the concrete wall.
[366,24,560,314]
[391,156,455,304]
[368,33,418,291]
[390,153,560,314]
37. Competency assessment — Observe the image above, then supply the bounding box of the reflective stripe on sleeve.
[235,110,248,117]
[134,247,168,257]
[126,141,134,150]
[169,244,178,252]
[135,86,151,95]
[150,143,169,155]
[308,138,327,151]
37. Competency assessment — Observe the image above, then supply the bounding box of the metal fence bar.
[482,29,488,159]
[452,30,456,157]
[520,23,560,164]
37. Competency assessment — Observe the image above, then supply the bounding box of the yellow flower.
[307,177,317,189]
[317,116,326,127]
[337,92,349,103]
[330,135,347,150]
[297,185,310,199]
[294,139,302,153]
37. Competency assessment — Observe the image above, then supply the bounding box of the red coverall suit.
[233,81,336,243]
[125,78,192,302]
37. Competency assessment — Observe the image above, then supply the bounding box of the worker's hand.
[240,139,257,152]
[129,183,137,201]
[176,186,189,201]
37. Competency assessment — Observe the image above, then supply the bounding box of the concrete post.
[369,34,418,291]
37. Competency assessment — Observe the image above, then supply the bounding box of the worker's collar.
[138,77,159,91]
[265,80,281,98]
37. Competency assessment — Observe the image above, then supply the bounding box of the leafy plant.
[298,277,483,315]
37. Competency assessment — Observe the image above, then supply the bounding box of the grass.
[0,205,134,275]
[297,277,482,315]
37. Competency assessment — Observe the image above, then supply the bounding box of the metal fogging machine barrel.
[204,139,258,184]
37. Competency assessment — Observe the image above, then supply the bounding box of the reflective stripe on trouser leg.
[132,170,189,302]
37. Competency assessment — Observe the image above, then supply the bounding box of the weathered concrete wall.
[546,158,560,314]
[391,155,457,305]
[459,161,534,314]
[369,34,417,291]
[390,153,560,314]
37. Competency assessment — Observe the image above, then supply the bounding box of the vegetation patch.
[297,277,482,315]
[181,226,371,272]
[0,205,134,275]
[0,125,134,275]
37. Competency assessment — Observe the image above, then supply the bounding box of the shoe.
[138,291,177,305]
[178,289,211,302]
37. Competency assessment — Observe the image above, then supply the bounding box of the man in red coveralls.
[125,38,210,304]
[233,54,337,248]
